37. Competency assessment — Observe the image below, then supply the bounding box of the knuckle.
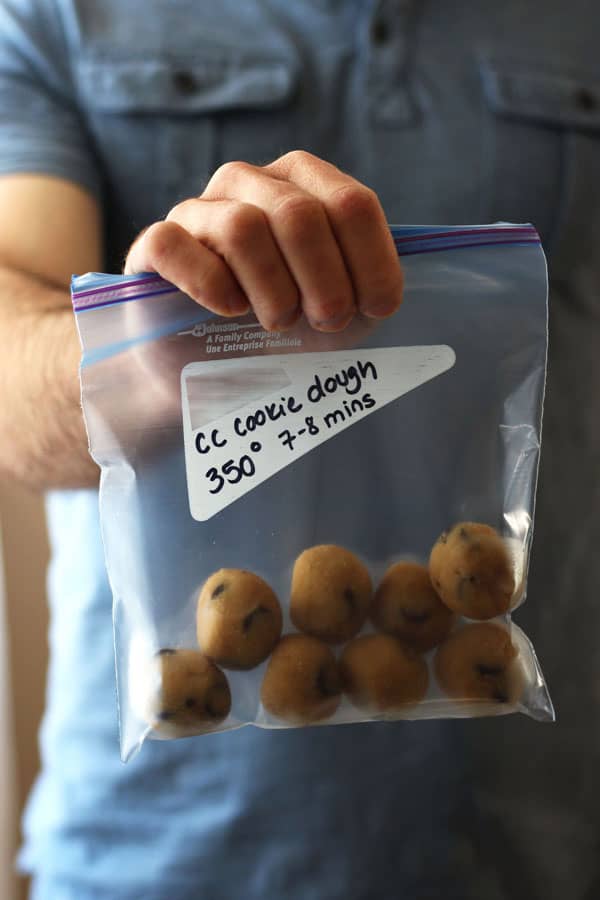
[278,149,316,169]
[210,159,253,189]
[143,220,182,264]
[222,203,265,250]
[328,184,380,222]
[164,199,194,222]
[272,193,323,238]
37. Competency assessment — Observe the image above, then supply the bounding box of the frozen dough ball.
[340,634,429,713]
[290,545,372,644]
[197,569,283,670]
[372,561,456,652]
[429,522,515,620]
[504,536,527,607]
[142,648,231,737]
[261,634,342,724]
[434,622,525,706]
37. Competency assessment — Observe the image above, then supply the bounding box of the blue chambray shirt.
[2,1,600,898]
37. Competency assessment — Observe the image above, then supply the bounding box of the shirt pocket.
[75,53,298,255]
[480,57,600,258]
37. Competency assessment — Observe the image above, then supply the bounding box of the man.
[1,1,599,898]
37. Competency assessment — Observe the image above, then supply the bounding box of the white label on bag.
[181,346,455,521]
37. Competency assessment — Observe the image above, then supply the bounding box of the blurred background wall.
[0,482,49,900]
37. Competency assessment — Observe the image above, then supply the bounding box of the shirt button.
[173,70,198,95]
[370,18,390,45]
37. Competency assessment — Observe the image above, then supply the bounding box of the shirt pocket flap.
[76,54,297,114]
[480,58,600,132]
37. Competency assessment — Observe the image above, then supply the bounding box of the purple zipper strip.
[72,225,541,313]
[75,286,176,312]
[72,273,165,299]
[392,226,537,244]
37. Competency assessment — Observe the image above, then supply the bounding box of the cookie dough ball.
[197,569,282,670]
[505,536,527,607]
[144,648,231,737]
[372,561,456,652]
[434,623,524,706]
[429,522,515,620]
[340,634,429,714]
[290,545,372,644]
[261,634,342,724]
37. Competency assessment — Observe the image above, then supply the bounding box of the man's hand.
[125,151,403,333]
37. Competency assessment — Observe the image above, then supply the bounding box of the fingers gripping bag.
[72,223,554,762]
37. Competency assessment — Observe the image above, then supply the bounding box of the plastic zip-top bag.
[72,223,554,762]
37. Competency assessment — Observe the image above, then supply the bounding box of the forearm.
[0,264,98,489]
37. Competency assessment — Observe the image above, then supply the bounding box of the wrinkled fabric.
[1,0,598,897]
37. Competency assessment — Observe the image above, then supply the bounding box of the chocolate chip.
[157,710,174,721]
[316,663,341,698]
[184,697,197,708]
[344,587,357,613]
[458,575,478,599]
[438,531,448,544]
[205,700,220,718]
[157,648,176,656]
[402,609,429,624]
[211,583,226,600]
[242,605,270,633]
[476,663,503,677]
[206,685,229,718]
[459,527,469,540]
